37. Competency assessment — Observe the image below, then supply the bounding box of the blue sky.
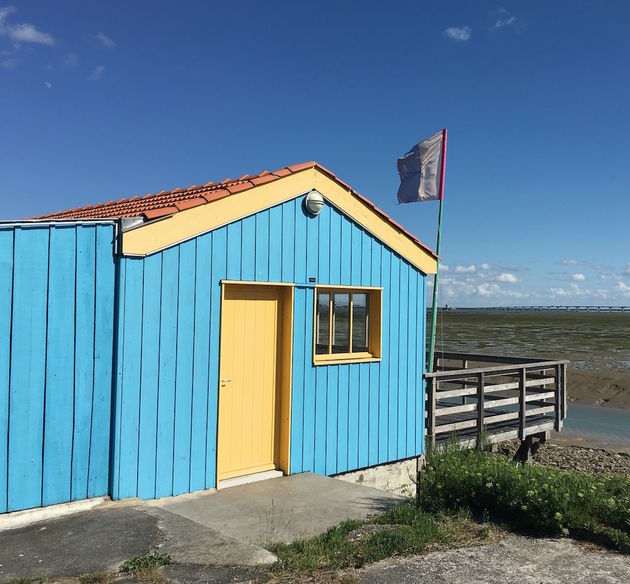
[1,1,629,306]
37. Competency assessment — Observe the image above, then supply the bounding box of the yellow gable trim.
[121,168,437,274]
[122,170,315,257]
[312,170,437,275]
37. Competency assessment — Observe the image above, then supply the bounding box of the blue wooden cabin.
[0,162,437,513]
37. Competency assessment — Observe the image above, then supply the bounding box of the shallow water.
[563,403,630,446]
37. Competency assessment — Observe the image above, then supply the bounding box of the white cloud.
[550,287,569,298]
[427,258,630,305]
[96,32,116,48]
[455,264,476,274]
[547,281,621,303]
[0,6,54,45]
[43,80,51,88]
[497,272,518,283]
[623,263,630,276]
[444,26,471,42]
[572,273,585,281]
[89,65,105,80]
[494,16,516,29]
[477,283,498,297]
[10,22,54,44]
[561,259,581,265]
[475,282,527,300]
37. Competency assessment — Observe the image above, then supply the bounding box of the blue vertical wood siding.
[0,194,427,512]
[0,224,116,513]
[112,197,427,498]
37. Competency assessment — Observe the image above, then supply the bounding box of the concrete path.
[359,535,630,584]
[0,504,159,582]
[150,506,276,566]
[0,473,399,582]
[153,472,400,545]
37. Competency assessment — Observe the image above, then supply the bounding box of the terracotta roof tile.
[225,181,253,195]
[143,207,178,220]
[174,197,206,212]
[250,174,277,186]
[32,161,436,258]
[287,161,315,172]
[201,188,230,203]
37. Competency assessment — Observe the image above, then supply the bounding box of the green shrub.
[419,449,630,549]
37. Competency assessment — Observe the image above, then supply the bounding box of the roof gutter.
[0,218,119,227]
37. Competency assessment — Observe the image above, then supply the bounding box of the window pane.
[332,293,350,353]
[352,293,369,352]
[316,292,330,354]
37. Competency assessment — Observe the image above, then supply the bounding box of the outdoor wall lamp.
[304,190,325,216]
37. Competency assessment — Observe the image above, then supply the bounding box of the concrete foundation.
[334,457,424,497]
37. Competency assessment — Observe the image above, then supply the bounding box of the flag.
[397,130,446,203]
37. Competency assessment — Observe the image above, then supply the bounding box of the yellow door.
[218,285,283,481]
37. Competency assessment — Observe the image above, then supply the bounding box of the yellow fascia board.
[121,167,438,275]
[122,170,316,257]
[312,170,437,274]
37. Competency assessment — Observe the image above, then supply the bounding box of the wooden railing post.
[462,359,468,405]
[427,376,436,448]
[476,372,485,445]
[562,363,567,421]
[554,364,562,431]
[519,367,526,439]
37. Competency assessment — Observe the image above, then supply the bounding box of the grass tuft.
[79,573,110,584]
[119,551,171,581]
[270,506,495,575]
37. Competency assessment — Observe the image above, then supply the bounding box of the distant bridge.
[441,305,630,312]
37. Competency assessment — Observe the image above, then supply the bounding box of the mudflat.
[430,309,630,410]
[568,369,629,408]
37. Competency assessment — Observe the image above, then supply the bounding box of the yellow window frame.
[313,285,382,365]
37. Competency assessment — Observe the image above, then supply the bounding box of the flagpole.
[427,128,447,373]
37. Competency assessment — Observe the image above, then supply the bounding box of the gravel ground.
[359,534,630,584]
[497,440,630,475]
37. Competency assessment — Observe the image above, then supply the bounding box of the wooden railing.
[424,352,569,448]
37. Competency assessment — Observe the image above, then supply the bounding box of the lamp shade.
[305,190,324,216]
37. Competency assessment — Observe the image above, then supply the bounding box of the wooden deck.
[424,352,569,451]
